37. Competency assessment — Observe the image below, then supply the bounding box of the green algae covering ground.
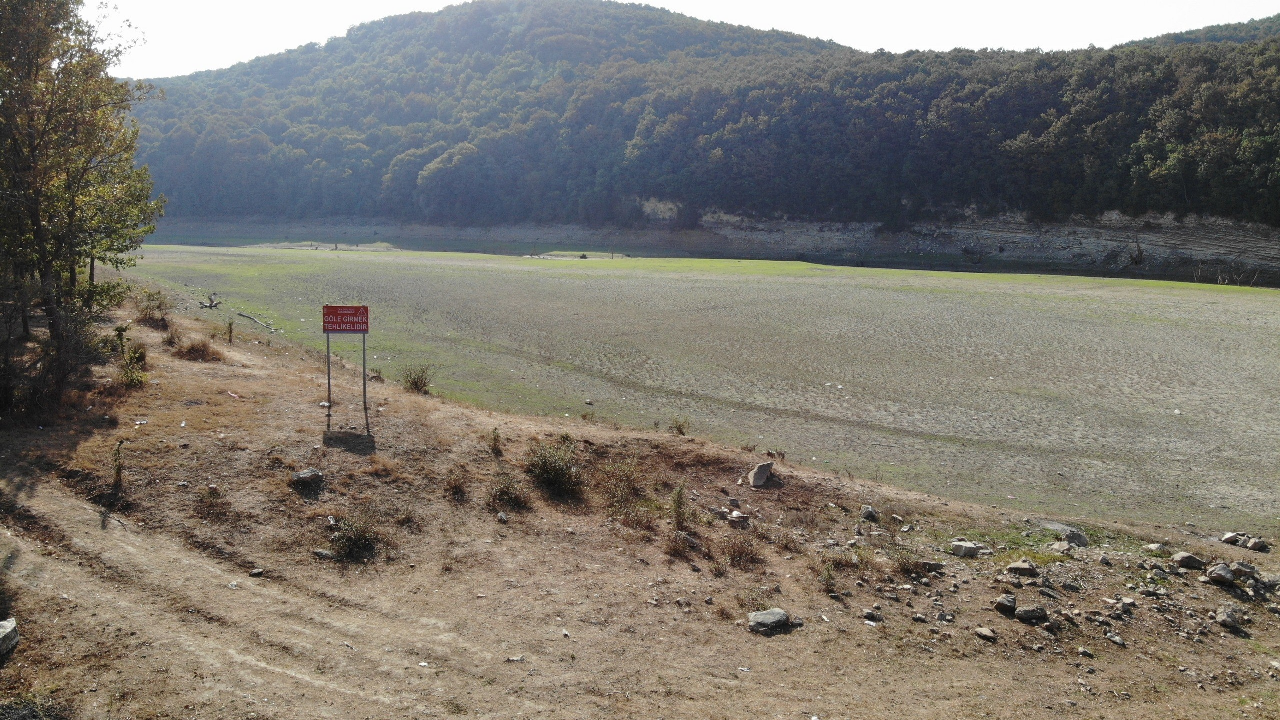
[128,244,1280,533]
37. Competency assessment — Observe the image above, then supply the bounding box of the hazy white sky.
[99,0,1280,78]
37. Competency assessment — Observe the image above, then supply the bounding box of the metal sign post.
[322,305,371,435]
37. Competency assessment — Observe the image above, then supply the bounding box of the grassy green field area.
[127,244,1280,532]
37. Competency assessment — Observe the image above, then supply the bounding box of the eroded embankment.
[154,212,1280,285]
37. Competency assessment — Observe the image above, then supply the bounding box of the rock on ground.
[0,618,17,656]
[950,541,982,558]
[860,505,880,522]
[1206,564,1235,585]
[747,608,791,634]
[747,462,773,488]
[993,594,1017,615]
[1006,559,1039,577]
[974,627,997,642]
[1171,551,1204,570]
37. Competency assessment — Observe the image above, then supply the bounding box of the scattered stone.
[1064,530,1089,547]
[974,627,997,642]
[1039,587,1061,601]
[1077,647,1094,658]
[890,514,905,523]
[860,505,880,522]
[497,512,509,524]
[747,462,773,488]
[1206,564,1234,585]
[1060,582,1082,593]
[1014,606,1049,624]
[1143,543,1169,555]
[936,612,955,623]
[747,608,792,634]
[1222,532,1243,544]
[1170,552,1205,570]
[921,561,946,574]
[312,548,335,560]
[1246,537,1269,552]
[1099,555,1112,566]
[1005,559,1040,577]
[1105,632,1125,647]
[290,468,325,495]
[1048,541,1072,554]
[249,568,264,577]
[0,618,17,656]
[950,541,982,558]
[1230,561,1257,578]
[505,655,525,662]
[993,594,1017,615]
[862,609,883,622]
[912,613,927,623]
[292,468,323,483]
[674,531,705,554]
[1216,603,1242,629]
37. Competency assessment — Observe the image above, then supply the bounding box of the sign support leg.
[362,332,370,435]
[325,332,332,432]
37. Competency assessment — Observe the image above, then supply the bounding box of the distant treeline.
[133,0,1280,228]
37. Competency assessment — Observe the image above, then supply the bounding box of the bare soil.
[0,314,1277,719]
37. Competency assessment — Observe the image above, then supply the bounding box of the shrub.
[485,474,530,512]
[487,427,502,457]
[161,327,182,347]
[115,340,148,388]
[667,416,690,436]
[524,436,582,498]
[719,533,762,570]
[596,455,656,530]
[134,288,171,327]
[400,363,442,394]
[669,483,689,531]
[444,473,469,504]
[173,339,224,362]
[329,516,382,562]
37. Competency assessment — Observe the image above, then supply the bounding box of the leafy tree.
[0,0,163,412]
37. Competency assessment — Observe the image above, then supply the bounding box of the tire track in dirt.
[3,479,520,717]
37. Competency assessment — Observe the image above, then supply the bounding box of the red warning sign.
[322,305,368,334]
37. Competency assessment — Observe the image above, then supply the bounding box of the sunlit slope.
[129,245,1280,531]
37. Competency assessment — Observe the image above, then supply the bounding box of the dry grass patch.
[173,339,224,362]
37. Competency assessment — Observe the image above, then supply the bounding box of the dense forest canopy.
[132,0,1280,227]
[1128,14,1280,47]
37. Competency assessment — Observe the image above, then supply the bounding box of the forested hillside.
[133,0,1280,228]
[1129,14,1280,46]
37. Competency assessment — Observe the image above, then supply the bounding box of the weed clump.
[329,516,382,562]
[194,484,233,521]
[444,472,469,504]
[525,435,582,498]
[134,288,171,328]
[487,427,503,457]
[719,533,762,570]
[596,455,655,530]
[485,474,530,512]
[400,363,442,394]
[173,338,224,362]
[669,483,690,532]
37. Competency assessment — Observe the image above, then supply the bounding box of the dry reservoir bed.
[128,245,1280,532]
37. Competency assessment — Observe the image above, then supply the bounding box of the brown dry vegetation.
[0,312,1277,718]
